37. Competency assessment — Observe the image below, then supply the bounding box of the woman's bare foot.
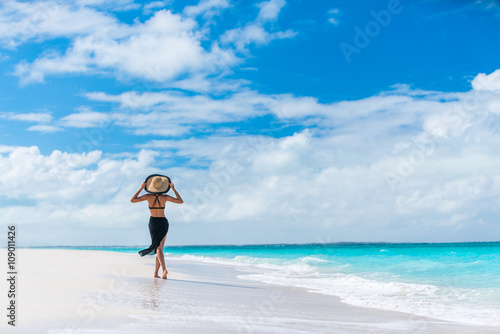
[161,269,168,279]
[154,274,160,278]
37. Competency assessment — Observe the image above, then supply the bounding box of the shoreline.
[12,239,500,249]
[1,249,498,333]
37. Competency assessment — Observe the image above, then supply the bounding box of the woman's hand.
[140,181,145,190]
[170,182,175,190]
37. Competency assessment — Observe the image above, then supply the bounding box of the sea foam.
[167,251,500,326]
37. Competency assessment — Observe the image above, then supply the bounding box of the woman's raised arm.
[130,182,148,203]
[166,183,184,204]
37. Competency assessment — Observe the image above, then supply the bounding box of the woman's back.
[147,194,167,217]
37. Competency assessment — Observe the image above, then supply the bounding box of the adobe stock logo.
[339,0,407,64]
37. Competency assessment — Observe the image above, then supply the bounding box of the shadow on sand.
[166,278,259,289]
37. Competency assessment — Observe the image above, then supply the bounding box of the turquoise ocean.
[46,242,500,326]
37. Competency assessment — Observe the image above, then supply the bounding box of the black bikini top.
[149,194,165,210]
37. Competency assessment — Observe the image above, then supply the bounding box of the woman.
[130,175,184,279]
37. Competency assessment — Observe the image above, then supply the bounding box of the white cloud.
[2,0,297,91]
[472,69,500,91]
[395,176,486,214]
[0,112,52,123]
[143,1,171,15]
[82,87,435,141]
[256,0,286,22]
[85,90,271,124]
[74,0,140,11]
[60,110,110,128]
[14,9,239,85]
[326,8,341,26]
[164,74,251,93]
[183,0,230,18]
[27,124,62,133]
[0,145,19,153]
[220,0,296,52]
[144,1,171,10]
[328,18,340,25]
[116,112,193,137]
[221,23,296,51]
[0,111,61,133]
[0,1,122,48]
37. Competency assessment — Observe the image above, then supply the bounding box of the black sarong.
[138,216,169,257]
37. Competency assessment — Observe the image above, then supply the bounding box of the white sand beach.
[1,249,499,334]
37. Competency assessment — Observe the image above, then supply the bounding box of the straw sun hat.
[144,174,171,194]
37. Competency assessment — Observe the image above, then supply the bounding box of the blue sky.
[1,0,500,246]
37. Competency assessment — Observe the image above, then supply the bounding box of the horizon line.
[7,240,500,249]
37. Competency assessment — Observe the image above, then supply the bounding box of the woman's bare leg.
[157,233,168,279]
[154,257,160,278]
[156,248,166,274]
